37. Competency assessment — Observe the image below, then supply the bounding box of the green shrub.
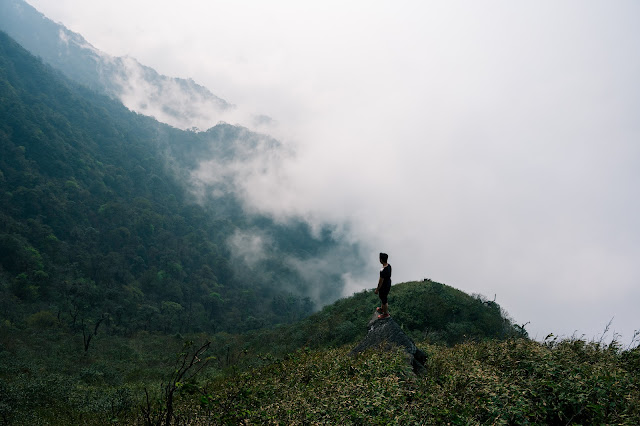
[184,338,640,425]
[0,379,16,424]
[26,310,58,329]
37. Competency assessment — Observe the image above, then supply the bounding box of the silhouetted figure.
[375,252,392,319]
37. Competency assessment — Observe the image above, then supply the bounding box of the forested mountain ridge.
[0,0,232,131]
[0,30,363,336]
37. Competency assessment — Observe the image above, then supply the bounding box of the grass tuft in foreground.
[191,337,639,425]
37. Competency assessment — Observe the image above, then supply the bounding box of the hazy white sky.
[26,0,640,344]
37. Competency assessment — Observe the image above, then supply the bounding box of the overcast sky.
[26,0,640,344]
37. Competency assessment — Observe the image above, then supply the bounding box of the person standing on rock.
[375,252,392,319]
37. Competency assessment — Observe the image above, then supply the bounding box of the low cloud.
[283,241,368,306]
[227,229,271,268]
[105,55,231,131]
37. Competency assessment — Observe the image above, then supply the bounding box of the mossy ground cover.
[1,327,638,424]
[189,338,639,425]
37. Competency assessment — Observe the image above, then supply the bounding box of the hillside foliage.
[0,24,638,426]
[0,30,361,338]
[196,338,640,425]
[1,322,637,424]
[5,280,634,425]
[228,280,527,364]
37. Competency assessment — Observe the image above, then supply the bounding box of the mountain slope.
[0,0,232,130]
[0,30,363,334]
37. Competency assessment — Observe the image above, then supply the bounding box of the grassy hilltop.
[230,279,526,360]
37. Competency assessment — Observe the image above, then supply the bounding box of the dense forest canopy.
[0,30,365,336]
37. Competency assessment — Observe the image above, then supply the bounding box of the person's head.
[379,252,388,264]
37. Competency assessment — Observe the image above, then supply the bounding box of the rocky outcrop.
[350,311,427,374]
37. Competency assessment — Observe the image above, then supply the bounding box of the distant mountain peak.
[0,0,234,130]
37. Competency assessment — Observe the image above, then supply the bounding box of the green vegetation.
[1,322,637,424]
[2,281,637,424]
[0,29,361,338]
[198,338,640,425]
[230,280,527,362]
[0,29,637,425]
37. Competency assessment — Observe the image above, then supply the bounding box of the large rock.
[350,311,427,374]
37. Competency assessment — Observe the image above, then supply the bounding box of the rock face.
[350,311,427,374]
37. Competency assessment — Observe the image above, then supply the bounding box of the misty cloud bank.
[1,0,370,312]
[112,56,232,131]
[185,123,368,306]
